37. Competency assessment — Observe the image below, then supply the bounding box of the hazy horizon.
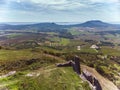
[0,20,120,25]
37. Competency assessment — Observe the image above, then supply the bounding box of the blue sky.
[0,0,120,23]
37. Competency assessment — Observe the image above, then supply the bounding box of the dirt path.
[81,65,119,90]
[43,54,65,62]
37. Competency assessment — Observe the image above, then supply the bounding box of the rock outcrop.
[56,55,81,75]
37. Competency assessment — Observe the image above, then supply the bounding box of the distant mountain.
[0,23,62,30]
[0,24,10,27]
[79,20,111,27]
[69,20,117,27]
[0,20,120,31]
[68,20,120,31]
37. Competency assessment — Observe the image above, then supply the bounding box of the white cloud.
[30,0,67,5]
[32,0,86,10]
[0,0,85,11]
[90,0,120,3]
[49,2,85,10]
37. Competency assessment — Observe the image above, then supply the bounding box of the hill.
[77,20,111,27]
[0,20,120,31]
[0,49,91,90]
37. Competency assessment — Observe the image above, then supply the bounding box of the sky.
[0,0,120,23]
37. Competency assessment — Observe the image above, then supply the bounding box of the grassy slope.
[0,49,91,90]
[16,66,91,90]
[0,66,91,90]
[100,47,120,56]
[0,49,64,74]
[49,37,70,46]
[0,49,41,63]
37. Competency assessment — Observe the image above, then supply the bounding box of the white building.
[90,45,99,49]
[77,46,81,50]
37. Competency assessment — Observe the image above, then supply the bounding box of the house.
[90,45,99,49]
[77,46,81,50]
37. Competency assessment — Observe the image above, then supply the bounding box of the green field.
[6,33,24,38]
[49,37,70,46]
[69,28,93,35]
[100,47,120,56]
[0,49,41,63]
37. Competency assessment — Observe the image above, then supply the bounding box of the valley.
[0,20,120,90]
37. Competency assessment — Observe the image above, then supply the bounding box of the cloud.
[1,0,120,11]
[29,0,86,11]
[30,0,67,5]
[0,0,86,11]
[90,0,120,3]
[0,0,120,22]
